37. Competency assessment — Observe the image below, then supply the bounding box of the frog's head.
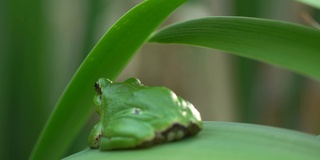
[95,78,143,93]
[94,78,113,94]
[123,77,142,86]
[93,78,112,116]
[93,78,144,116]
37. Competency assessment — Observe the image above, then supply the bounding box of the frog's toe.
[99,136,139,150]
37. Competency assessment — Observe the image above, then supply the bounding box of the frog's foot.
[88,122,103,149]
[147,122,199,143]
[136,122,202,148]
[99,136,140,150]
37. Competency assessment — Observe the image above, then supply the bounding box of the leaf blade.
[64,122,320,160]
[149,17,320,80]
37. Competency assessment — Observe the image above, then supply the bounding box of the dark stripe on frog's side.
[137,122,201,148]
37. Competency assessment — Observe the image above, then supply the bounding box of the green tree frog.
[88,78,202,150]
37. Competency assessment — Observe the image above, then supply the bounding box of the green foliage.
[149,17,320,80]
[64,122,320,160]
[1,0,48,159]
[62,9,320,160]
[1,0,315,159]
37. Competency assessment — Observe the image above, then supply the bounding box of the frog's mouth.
[137,122,201,148]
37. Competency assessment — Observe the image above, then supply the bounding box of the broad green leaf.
[64,121,320,160]
[29,0,187,159]
[295,0,320,9]
[149,17,320,80]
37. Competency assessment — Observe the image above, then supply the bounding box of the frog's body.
[88,78,202,150]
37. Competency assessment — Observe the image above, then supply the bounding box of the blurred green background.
[1,0,319,159]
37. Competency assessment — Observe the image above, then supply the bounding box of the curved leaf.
[64,121,320,160]
[149,17,320,80]
[29,0,187,159]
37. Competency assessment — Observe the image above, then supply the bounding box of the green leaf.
[295,0,320,9]
[149,17,320,80]
[63,121,320,160]
[29,0,187,160]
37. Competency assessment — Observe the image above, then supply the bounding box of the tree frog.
[88,78,202,150]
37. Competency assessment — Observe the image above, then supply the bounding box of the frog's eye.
[94,82,102,95]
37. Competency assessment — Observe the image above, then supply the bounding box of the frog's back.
[128,87,201,129]
[122,87,202,147]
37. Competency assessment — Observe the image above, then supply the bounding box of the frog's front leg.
[88,122,103,149]
[99,118,155,150]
